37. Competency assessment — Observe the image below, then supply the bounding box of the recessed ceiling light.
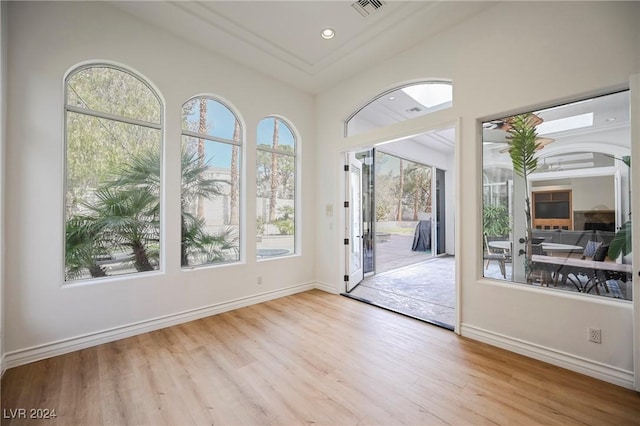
[321,28,335,40]
[605,117,616,122]
[388,96,396,101]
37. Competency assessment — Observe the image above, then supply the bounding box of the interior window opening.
[482,90,632,301]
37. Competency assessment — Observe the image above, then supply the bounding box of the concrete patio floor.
[349,233,458,328]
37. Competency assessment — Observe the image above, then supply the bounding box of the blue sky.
[184,99,294,169]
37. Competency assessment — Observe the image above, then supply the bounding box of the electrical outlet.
[588,327,601,344]
[257,276,263,285]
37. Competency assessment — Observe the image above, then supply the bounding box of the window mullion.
[257,147,295,156]
[66,105,161,130]
[181,129,241,146]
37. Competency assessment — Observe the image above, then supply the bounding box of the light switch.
[326,204,333,216]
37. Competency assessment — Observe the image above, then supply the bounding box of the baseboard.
[461,324,635,390]
[314,280,339,294]
[4,282,314,370]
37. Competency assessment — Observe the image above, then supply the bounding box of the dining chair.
[484,235,510,279]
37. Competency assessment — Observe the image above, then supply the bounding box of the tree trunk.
[413,184,419,221]
[269,119,279,222]
[197,98,207,220]
[396,159,404,221]
[132,241,153,272]
[181,214,189,267]
[230,120,240,225]
[89,264,107,278]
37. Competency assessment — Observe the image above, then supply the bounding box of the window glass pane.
[182,98,237,140]
[257,152,295,258]
[181,135,241,267]
[374,151,433,270]
[257,116,296,259]
[66,67,161,124]
[65,115,161,281]
[482,91,632,301]
[180,96,242,268]
[347,82,452,137]
[66,112,161,197]
[257,117,295,152]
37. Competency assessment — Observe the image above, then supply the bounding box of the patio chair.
[484,235,510,279]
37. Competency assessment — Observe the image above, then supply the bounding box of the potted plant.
[503,113,546,282]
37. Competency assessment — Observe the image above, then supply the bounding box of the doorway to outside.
[343,133,456,330]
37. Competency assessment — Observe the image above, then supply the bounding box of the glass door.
[346,153,364,291]
[356,150,375,275]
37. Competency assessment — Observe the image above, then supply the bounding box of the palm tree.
[83,186,160,272]
[395,159,404,221]
[65,146,233,278]
[179,147,229,266]
[65,216,108,279]
[181,215,238,265]
[269,118,279,222]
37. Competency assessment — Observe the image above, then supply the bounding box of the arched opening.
[343,81,456,330]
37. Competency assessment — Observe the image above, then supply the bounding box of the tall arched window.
[346,81,453,137]
[64,64,163,282]
[181,96,242,267]
[256,117,297,259]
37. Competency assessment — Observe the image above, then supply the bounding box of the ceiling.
[111,1,500,157]
[112,1,497,95]
[483,90,630,172]
[112,2,628,161]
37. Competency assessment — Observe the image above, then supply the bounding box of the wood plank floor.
[2,289,640,425]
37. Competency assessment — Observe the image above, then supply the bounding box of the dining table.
[531,254,632,293]
[488,241,583,256]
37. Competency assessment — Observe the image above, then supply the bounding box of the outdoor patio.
[349,232,456,328]
[349,232,512,328]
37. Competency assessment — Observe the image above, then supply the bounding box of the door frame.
[630,73,640,391]
[338,117,461,333]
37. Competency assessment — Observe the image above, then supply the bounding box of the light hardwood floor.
[2,289,640,425]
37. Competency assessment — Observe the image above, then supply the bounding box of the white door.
[346,154,364,291]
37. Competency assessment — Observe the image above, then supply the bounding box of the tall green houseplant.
[504,113,543,282]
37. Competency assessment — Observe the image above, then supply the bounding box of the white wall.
[572,176,616,211]
[0,0,7,377]
[531,176,616,212]
[4,2,316,363]
[315,1,640,388]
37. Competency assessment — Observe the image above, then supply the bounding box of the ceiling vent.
[351,0,386,17]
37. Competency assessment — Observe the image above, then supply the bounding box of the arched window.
[64,64,163,282]
[346,81,453,137]
[181,97,242,267]
[256,117,297,258]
